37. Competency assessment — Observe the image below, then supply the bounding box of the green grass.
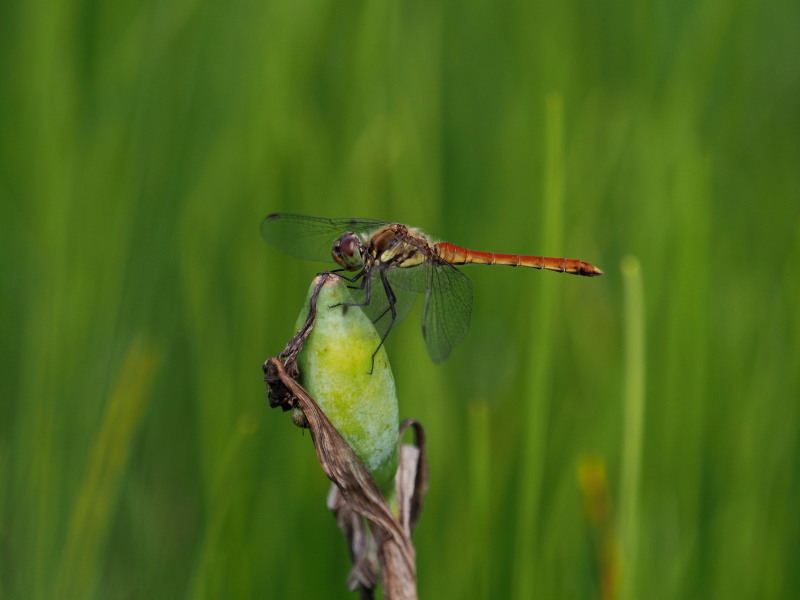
[1,0,799,598]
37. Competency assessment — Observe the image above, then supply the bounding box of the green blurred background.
[1,0,798,597]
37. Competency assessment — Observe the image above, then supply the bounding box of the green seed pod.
[295,276,399,490]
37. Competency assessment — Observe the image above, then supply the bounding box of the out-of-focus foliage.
[1,0,798,597]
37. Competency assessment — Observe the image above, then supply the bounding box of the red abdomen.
[434,242,603,277]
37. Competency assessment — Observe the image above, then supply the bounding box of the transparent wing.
[338,259,472,363]
[347,268,421,344]
[385,263,430,293]
[352,261,473,363]
[419,262,473,363]
[260,213,389,263]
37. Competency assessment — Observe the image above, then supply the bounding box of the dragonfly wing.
[384,262,430,293]
[348,270,420,343]
[420,262,473,363]
[260,213,389,263]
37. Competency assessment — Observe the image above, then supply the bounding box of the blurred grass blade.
[619,256,646,600]
[189,412,259,600]
[511,92,565,600]
[467,399,490,599]
[55,338,161,598]
[577,455,621,600]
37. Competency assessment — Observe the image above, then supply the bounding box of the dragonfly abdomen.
[435,242,603,277]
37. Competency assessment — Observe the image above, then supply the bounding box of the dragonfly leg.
[345,275,369,292]
[325,268,364,284]
[325,267,396,375]
[369,275,394,325]
[366,271,397,374]
[329,269,372,309]
[371,304,391,325]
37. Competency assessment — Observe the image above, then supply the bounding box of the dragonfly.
[261,213,602,368]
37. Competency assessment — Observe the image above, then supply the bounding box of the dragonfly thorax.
[331,232,365,270]
[370,225,429,268]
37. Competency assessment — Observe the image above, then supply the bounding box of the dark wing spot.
[266,213,280,221]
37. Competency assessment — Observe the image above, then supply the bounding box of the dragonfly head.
[332,233,364,270]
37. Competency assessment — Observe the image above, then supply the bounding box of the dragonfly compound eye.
[340,235,358,257]
[332,233,363,270]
